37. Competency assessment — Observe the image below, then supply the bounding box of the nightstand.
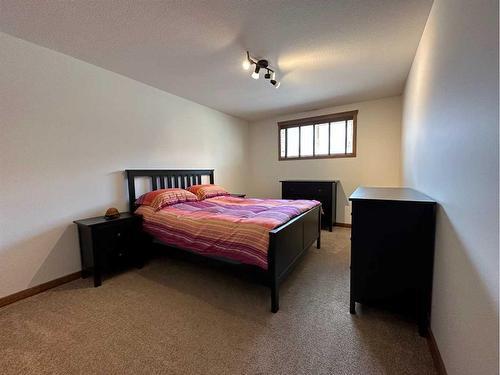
[230,193,246,198]
[74,212,142,287]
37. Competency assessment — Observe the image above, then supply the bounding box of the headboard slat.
[126,169,215,212]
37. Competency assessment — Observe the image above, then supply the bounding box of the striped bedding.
[135,196,320,270]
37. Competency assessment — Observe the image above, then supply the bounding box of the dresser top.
[280,180,338,183]
[349,187,435,204]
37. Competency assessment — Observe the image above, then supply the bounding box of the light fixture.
[242,51,251,70]
[251,66,260,79]
[269,71,280,88]
[243,51,280,89]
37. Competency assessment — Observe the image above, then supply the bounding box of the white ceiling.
[0,0,432,121]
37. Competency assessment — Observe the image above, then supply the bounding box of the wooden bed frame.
[125,169,321,312]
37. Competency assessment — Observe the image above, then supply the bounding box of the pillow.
[135,189,168,206]
[135,188,197,210]
[188,184,230,200]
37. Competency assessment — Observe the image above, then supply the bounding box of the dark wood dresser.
[349,187,436,336]
[281,180,337,231]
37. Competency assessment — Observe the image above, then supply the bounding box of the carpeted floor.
[0,228,436,375]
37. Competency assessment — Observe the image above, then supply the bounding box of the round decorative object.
[104,207,120,219]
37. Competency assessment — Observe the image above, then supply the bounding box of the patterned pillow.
[135,189,197,210]
[187,184,230,200]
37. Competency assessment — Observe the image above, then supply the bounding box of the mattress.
[135,196,320,269]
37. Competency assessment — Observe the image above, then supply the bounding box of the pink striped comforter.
[135,196,319,269]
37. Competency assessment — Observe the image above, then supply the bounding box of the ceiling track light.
[242,51,280,88]
[242,51,251,70]
[252,65,260,79]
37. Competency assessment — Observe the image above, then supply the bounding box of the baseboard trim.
[0,271,81,309]
[427,328,448,375]
[334,222,352,228]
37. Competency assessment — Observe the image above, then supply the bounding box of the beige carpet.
[0,228,436,375]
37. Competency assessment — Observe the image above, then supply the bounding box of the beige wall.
[401,0,499,374]
[0,32,248,299]
[247,96,402,224]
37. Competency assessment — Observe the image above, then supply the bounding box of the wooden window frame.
[278,110,358,161]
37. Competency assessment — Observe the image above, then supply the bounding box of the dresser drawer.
[281,180,337,230]
[282,182,332,197]
[283,183,332,214]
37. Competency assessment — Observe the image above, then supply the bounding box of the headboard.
[125,169,214,212]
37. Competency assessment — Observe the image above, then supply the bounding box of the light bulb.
[242,59,250,70]
[252,66,260,79]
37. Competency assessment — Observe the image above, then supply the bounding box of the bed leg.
[271,282,279,313]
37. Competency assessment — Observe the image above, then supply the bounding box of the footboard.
[268,204,321,312]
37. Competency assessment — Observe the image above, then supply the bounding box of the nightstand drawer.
[95,222,134,248]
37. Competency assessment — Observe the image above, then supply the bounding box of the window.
[278,110,357,160]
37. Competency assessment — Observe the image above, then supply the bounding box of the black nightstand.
[74,212,142,287]
[230,193,246,198]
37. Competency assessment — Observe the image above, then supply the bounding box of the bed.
[126,169,322,312]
